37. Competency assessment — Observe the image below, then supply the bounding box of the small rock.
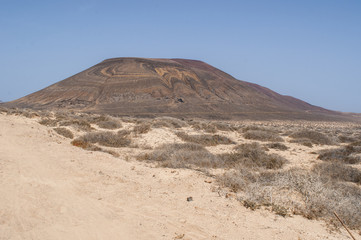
[186,197,193,202]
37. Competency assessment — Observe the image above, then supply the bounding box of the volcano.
[3,58,355,120]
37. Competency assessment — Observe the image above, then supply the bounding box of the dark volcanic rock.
[4,58,353,120]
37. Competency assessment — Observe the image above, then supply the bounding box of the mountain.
[3,57,356,121]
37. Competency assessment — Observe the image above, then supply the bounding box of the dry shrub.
[137,143,223,168]
[289,130,336,145]
[71,139,101,151]
[289,138,313,147]
[218,167,361,229]
[152,117,188,129]
[338,134,358,143]
[53,127,74,139]
[265,142,289,151]
[120,117,138,123]
[241,125,267,133]
[71,139,119,157]
[59,119,93,132]
[318,145,361,164]
[75,131,131,148]
[189,121,218,133]
[97,120,122,129]
[133,123,151,134]
[243,130,283,142]
[219,143,287,169]
[0,106,8,113]
[313,162,361,185]
[176,132,235,146]
[12,109,40,118]
[39,118,59,127]
[210,122,237,132]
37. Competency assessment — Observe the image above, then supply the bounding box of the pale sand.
[0,114,356,240]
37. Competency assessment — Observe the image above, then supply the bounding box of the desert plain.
[0,108,360,240]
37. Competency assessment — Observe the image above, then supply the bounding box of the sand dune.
[0,113,356,239]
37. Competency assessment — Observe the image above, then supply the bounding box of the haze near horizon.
[0,0,360,113]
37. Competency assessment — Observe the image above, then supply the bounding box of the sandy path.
[0,114,353,239]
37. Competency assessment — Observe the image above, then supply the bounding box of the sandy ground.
[0,113,356,240]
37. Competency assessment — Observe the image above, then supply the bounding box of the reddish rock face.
[4,57,352,120]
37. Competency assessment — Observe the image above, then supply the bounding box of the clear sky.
[1,0,360,112]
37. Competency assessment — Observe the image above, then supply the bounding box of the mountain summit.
[4,58,353,120]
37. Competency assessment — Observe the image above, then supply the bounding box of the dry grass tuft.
[137,143,223,168]
[289,130,336,145]
[53,127,74,139]
[176,132,235,146]
[219,143,287,169]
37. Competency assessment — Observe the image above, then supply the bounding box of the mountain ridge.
[3,57,357,121]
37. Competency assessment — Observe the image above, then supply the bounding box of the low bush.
[243,130,283,142]
[189,122,218,133]
[59,119,93,132]
[219,143,287,169]
[338,134,358,143]
[53,127,74,139]
[210,122,237,132]
[133,123,151,134]
[313,162,361,185]
[152,117,188,129]
[137,143,223,168]
[265,142,289,151]
[318,145,361,164]
[75,131,131,148]
[176,132,235,146]
[97,120,122,129]
[289,130,336,145]
[71,139,119,157]
[39,118,59,127]
[217,167,361,229]
[289,138,313,147]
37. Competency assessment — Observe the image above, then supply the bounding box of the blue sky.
[1,0,360,112]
